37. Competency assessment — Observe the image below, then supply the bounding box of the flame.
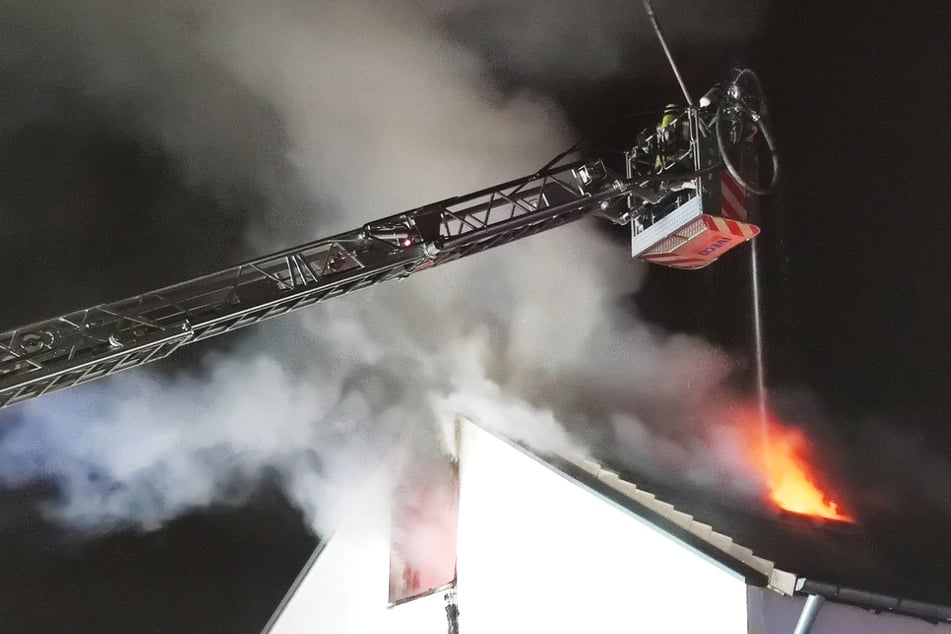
[734,405,853,522]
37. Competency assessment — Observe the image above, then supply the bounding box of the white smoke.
[0,0,764,537]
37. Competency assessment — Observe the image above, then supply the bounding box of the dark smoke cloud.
[0,0,775,538]
[0,0,317,326]
[421,0,767,84]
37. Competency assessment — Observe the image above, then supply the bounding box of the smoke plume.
[0,0,769,539]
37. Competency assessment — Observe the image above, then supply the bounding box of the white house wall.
[454,422,749,633]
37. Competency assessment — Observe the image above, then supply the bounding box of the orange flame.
[735,405,853,522]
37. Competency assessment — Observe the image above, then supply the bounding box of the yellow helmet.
[660,104,681,127]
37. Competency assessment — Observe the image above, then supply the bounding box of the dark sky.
[1,1,950,632]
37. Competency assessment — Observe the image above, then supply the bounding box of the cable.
[504,107,669,204]
[732,68,768,118]
[715,69,780,195]
[535,108,667,174]
[527,66,781,195]
[633,160,722,182]
[531,108,722,196]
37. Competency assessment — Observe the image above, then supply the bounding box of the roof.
[520,442,951,626]
[590,458,951,607]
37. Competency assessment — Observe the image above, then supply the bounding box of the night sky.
[1,1,949,632]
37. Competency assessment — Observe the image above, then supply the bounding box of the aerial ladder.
[0,69,777,411]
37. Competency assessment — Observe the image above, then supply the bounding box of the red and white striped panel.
[720,172,748,221]
[701,214,759,240]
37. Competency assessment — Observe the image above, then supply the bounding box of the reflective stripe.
[725,219,746,237]
[721,174,747,220]
[722,171,747,202]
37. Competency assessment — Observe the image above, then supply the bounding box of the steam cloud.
[0,0,770,538]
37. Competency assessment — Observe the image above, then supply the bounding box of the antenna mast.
[639,0,694,106]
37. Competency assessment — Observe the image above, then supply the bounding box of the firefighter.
[660,103,681,129]
[655,103,684,169]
